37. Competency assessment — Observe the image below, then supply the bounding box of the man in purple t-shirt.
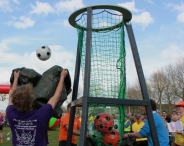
[6,69,69,146]
[0,112,4,143]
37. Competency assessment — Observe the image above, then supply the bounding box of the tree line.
[127,56,184,115]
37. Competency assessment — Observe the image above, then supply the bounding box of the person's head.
[150,99,157,111]
[67,102,71,113]
[141,99,157,113]
[125,114,130,120]
[127,112,134,120]
[172,111,178,116]
[134,113,142,123]
[12,84,34,113]
[162,110,167,117]
[140,114,145,120]
[174,100,184,114]
[141,106,146,113]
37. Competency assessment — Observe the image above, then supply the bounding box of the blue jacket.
[139,112,169,146]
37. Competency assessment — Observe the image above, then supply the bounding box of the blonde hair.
[134,113,142,124]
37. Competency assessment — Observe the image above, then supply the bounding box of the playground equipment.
[66,4,160,146]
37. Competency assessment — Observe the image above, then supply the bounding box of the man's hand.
[86,133,89,138]
[14,70,20,80]
[61,69,68,78]
[175,130,182,134]
[123,133,129,138]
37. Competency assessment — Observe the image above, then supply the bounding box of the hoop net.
[75,8,126,146]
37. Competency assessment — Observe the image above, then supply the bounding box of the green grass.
[1,127,80,146]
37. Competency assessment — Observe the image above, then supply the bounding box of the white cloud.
[0,42,9,52]
[177,12,184,23]
[55,0,85,13]
[12,0,19,5]
[62,20,71,27]
[161,43,184,60]
[0,0,12,12]
[166,2,184,23]
[172,3,184,12]
[117,1,154,29]
[117,0,139,13]
[146,0,154,5]
[30,1,55,16]
[132,12,154,29]
[0,43,76,84]
[6,16,35,29]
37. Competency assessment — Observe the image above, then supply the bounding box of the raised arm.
[48,69,68,109]
[8,70,20,105]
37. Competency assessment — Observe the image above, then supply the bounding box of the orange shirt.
[58,113,81,144]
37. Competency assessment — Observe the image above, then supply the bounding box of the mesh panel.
[75,9,126,146]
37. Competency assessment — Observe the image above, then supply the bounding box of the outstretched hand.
[61,69,68,78]
[14,70,20,80]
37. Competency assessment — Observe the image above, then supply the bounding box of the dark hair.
[150,99,157,111]
[172,110,178,115]
[67,102,71,109]
[12,84,34,113]
[162,110,167,113]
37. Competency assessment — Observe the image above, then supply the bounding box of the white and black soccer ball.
[36,46,51,61]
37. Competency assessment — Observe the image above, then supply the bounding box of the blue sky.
[0,0,184,87]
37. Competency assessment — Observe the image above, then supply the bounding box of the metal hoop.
[68,5,132,31]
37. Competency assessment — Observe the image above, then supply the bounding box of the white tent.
[0,100,8,113]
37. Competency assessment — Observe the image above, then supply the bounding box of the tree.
[174,57,184,100]
[161,64,179,114]
[149,70,167,112]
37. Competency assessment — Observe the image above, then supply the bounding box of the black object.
[10,67,41,87]
[121,138,136,146]
[10,65,71,118]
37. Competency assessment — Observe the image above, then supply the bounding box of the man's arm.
[65,125,80,136]
[123,132,141,138]
[8,70,20,105]
[171,115,179,122]
[48,69,68,109]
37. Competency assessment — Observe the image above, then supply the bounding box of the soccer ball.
[36,46,51,61]
[88,123,103,141]
[103,129,120,146]
[48,117,60,130]
[94,113,114,132]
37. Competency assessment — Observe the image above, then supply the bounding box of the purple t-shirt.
[6,104,53,146]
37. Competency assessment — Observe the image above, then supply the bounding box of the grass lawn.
[1,127,80,146]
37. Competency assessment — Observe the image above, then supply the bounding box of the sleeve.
[6,105,14,119]
[62,115,69,127]
[139,119,150,138]
[39,104,53,122]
